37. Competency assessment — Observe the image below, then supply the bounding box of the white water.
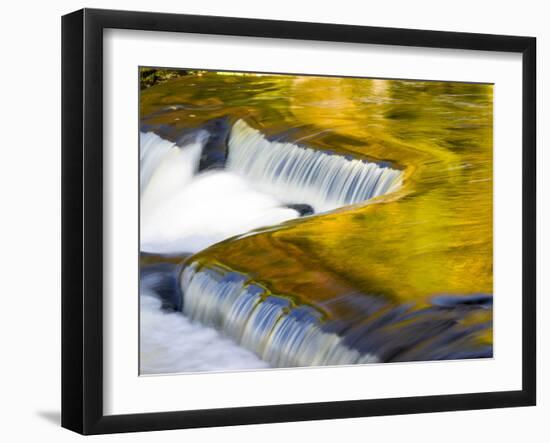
[140,291,269,375]
[227,120,402,213]
[181,264,379,367]
[140,121,401,371]
[139,130,298,372]
[140,121,402,254]
[140,132,298,254]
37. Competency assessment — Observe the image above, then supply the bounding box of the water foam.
[140,290,269,375]
[141,122,402,369]
[140,131,298,254]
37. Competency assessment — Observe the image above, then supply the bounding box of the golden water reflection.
[141,70,493,347]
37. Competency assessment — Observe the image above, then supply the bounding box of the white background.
[0,0,547,441]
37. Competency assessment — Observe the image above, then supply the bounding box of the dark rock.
[197,117,231,171]
[140,263,184,312]
[431,293,493,309]
[141,116,231,171]
[319,292,493,363]
[285,203,314,216]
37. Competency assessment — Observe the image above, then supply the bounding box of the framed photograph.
[61,8,536,435]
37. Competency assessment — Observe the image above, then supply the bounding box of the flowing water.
[226,120,402,212]
[139,118,399,371]
[139,71,493,374]
[140,129,299,254]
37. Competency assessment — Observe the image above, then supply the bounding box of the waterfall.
[140,131,204,196]
[141,121,405,369]
[179,262,493,367]
[140,122,403,253]
[181,263,379,368]
[139,131,298,254]
[227,120,402,213]
[140,268,269,374]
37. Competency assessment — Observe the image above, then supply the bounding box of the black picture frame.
[61,8,536,435]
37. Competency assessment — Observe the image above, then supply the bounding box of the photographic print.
[139,68,493,375]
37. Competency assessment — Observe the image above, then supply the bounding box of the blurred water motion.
[139,69,493,373]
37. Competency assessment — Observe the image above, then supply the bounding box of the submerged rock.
[141,116,231,171]
[285,203,314,216]
[431,294,493,309]
[180,262,493,367]
[197,117,231,171]
[140,263,184,312]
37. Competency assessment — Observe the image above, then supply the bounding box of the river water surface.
[139,70,493,374]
